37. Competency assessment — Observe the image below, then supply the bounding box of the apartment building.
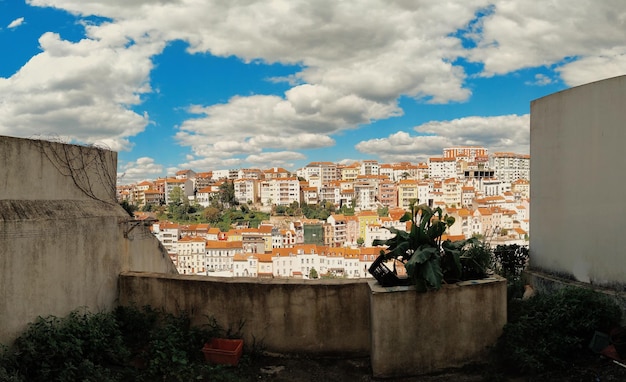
[443,146,488,162]
[339,162,360,181]
[360,160,380,176]
[260,177,301,206]
[233,178,258,204]
[299,161,338,184]
[428,157,457,180]
[377,179,398,207]
[491,152,530,182]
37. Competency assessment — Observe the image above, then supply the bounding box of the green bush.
[0,306,242,382]
[493,287,622,375]
[12,309,128,382]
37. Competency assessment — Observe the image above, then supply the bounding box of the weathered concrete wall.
[119,272,371,356]
[369,278,507,378]
[530,75,626,287]
[0,135,176,345]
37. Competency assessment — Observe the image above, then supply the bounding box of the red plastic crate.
[202,338,243,366]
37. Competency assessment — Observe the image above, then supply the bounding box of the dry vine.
[30,134,117,204]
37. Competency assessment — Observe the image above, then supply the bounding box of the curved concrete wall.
[530,75,626,287]
[0,136,176,345]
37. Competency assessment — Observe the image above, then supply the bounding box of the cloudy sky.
[1,0,625,184]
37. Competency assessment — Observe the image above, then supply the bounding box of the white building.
[176,236,206,275]
[428,157,457,180]
[490,152,530,182]
[234,178,258,204]
[204,240,243,272]
[260,177,301,206]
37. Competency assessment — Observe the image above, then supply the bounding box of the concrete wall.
[0,135,176,345]
[530,75,626,287]
[119,272,371,356]
[369,278,507,378]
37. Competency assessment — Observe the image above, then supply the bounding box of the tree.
[219,180,237,208]
[356,237,365,247]
[168,186,185,206]
[202,206,221,223]
[309,267,318,279]
[119,200,136,217]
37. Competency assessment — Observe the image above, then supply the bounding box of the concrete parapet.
[119,272,371,356]
[368,277,507,378]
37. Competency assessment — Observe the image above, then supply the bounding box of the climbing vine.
[31,135,117,204]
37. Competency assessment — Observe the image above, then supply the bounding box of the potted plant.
[370,202,489,290]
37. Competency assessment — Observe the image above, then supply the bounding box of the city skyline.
[1,1,625,184]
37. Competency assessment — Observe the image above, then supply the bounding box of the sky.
[1,1,625,184]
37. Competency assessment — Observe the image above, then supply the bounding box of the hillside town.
[117,146,530,278]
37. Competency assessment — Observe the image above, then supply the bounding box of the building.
[233,178,258,204]
[443,146,488,162]
[428,157,457,180]
[490,152,530,182]
[260,177,301,206]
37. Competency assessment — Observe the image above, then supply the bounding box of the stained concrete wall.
[119,272,371,355]
[530,75,626,287]
[0,135,176,345]
[368,278,507,377]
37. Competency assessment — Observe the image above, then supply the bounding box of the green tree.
[219,180,237,208]
[377,206,389,217]
[202,206,221,223]
[309,268,319,279]
[356,237,365,247]
[119,200,137,217]
[168,186,185,206]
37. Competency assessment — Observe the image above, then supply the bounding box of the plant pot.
[611,328,626,359]
[202,338,243,366]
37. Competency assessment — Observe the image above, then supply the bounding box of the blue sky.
[1,1,625,184]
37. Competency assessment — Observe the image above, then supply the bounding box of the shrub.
[493,287,622,375]
[0,306,240,382]
[492,244,529,300]
[12,309,128,382]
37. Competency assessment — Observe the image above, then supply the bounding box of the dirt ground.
[248,353,626,382]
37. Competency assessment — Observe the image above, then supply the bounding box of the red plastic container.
[202,338,244,366]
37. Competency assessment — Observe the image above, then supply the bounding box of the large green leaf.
[420,256,443,290]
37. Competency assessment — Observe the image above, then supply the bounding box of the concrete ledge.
[369,277,507,378]
[119,272,371,356]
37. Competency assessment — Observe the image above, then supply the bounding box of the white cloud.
[6,0,626,176]
[525,73,553,86]
[467,0,626,85]
[0,31,161,151]
[245,151,306,167]
[118,156,165,184]
[557,51,626,86]
[356,114,529,163]
[175,87,400,160]
[7,17,25,29]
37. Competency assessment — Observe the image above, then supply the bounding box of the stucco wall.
[0,135,176,345]
[530,75,626,287]
[119,272,371,356]
[368,278,507,377]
